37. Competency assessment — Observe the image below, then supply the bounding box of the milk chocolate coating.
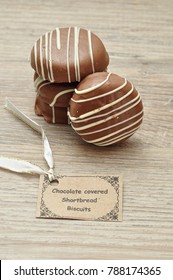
[35,96,69,124]
[69,72,144,146]
[34,72,76,124]
[31,27,109,83]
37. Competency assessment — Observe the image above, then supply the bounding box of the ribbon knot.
[48,168,55,182]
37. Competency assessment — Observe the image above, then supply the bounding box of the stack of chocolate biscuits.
[30,27,109,124]
[30,27,143,145]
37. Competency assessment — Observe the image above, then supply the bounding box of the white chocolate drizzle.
[34,42,39,74]
[39,81,52,91]
[72,78,127,103]
[74,27,80,82]
[52,106,55,123]
[69,95,142,131]
[49,88,75,123]
[70,89,140,124]
[56,28,61,49]
[75,72,111,94]
[50,89,75,107]
[69,77,143,146]
[67,27,71,83]
[49,30,54,82]
[39,36,45,80]
[72,110,143,134]
[95,126,141,146]
[34,76,44,89]
[34,75,52,91]
[45,32,51,81]
[71,83,135,120]
[88,30,95,73]
[33,27,99,83]
[80,116,143,143]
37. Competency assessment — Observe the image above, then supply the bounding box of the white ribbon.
[0,157,48,176]
[0,98,55,181]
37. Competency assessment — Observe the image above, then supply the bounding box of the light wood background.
[0,0,173,259]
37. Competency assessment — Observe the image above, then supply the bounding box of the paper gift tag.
[36,174,123,222]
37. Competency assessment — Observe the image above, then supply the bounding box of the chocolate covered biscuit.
[31,27,109,83]
[34,73,76,124]
[69,72,144,146]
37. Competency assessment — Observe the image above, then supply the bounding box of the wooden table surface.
[0,0,173,260]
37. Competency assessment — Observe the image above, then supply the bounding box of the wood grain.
[0,0,173,259]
